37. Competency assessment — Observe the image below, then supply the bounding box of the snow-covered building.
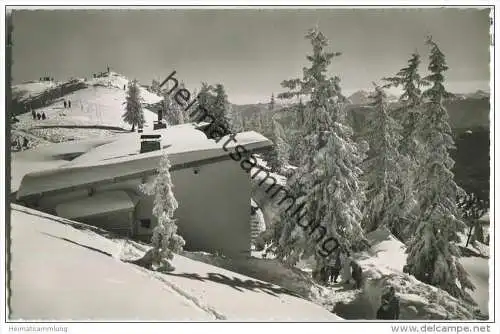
[15,123,273,257]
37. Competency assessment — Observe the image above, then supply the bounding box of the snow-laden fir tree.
[287,99,307,166]
[383,52,428,159]
[362,83,406,233]
[122,79,145,132]
[382,52,429,240]
[212,84,231,132]
[269,27,367,268]
[405,37,474,298]
[150,79,161,95]
[138,151,185,271]
[160,86,184,126]
[295,97,306,128]
[267,118,290,172]
[195,82,215,120]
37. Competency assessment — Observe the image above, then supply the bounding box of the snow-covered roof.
[55,190,136,219]
[16,124,273,199]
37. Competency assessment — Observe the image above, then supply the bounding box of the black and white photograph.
[3,2,496,330]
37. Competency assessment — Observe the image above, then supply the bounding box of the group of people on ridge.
[63,100,72,108]
[30,108,47,121]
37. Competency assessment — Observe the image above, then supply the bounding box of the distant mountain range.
[452,89,490,100]
[346,89,490,105]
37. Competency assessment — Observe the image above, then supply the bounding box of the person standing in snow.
[340,251,353,284]
[41,112,46,120]
[350,260,363,289]
[68,100,72,108]
[31,109,36,120]
[330,249,343,283]
[376,287,400,320]
[36,113,41,120]
[63,100,67,109]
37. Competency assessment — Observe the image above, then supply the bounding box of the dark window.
[140,219,151,228]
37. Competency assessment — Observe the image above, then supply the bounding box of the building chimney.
[140,134,162,153]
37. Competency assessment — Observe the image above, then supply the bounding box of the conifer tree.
[196,82,215,115]
[267,119,290,172]
[160,88,174,125]
[151,79,161,95]
[287,99,307,166]
[270,27,367,268]
[138,151,185,271]
[212,84,231,132]
[296,98,306,128]
[362,83,406,233]
[159,82,184,126]
[405,37,473,298]
[383,52,428,159]
[382,52,429,239]
[269,93,276,111]
[122,80,145,131]
[252,112,264,133]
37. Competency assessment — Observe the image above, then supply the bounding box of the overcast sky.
[11,8,491,104]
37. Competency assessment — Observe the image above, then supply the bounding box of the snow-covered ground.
[325,227,487,320]
[183,226,488,320]
[11,72,162,145]
[9,204,342,321]
[13,81,59,102]
[459,257,489,316]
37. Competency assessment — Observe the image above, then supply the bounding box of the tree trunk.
[465,224,474,247]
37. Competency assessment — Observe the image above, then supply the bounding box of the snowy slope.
[13,81,59,101]
[9,204,342,321]
[12,72,163,144]
[459,257,490,315]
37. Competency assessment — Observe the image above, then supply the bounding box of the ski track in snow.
[136,267,226,320]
